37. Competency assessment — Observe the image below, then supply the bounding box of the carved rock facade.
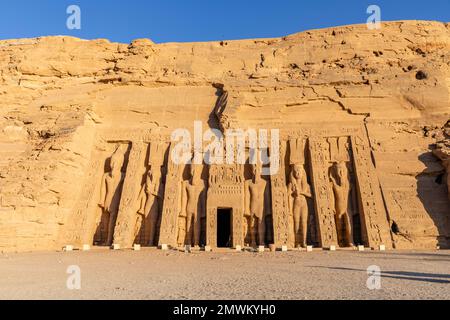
[0,21,449,252]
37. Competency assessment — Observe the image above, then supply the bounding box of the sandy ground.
[0,248,448,300]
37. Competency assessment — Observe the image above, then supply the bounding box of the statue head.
[251,164,260,176]
[292,164,303,180]
[333,161,347,179]
[110,150,124,173]
[149,166,161,181]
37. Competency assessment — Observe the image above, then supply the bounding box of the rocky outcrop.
[0,21,449,252]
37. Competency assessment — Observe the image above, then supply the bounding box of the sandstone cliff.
[0,20,449,252]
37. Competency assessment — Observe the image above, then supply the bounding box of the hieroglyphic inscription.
[309,138,338,247]
[270,140,292,247]
[63,155,103,247]
[158,144,182,247]
[113,142,148,248]
[351,135,392,248]
[206,207,217,247]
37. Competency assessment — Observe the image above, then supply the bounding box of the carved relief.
[351,135,392,248]
[288,164,312,247]
[207,163,245,248]
[270,140,292,247]
[287,138,316,248]
[179,164,207,247]
[133,142,167,246]
[134,166,164,245]
[61,127,399,251]
[244,164,270,246]
[330,161,354,247]
[97,145,127,246]
[309,138,338,247]
[158,144,182,247]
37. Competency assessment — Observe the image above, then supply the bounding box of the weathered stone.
[0,21,448,253]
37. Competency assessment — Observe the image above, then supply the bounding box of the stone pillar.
[309,137,338,248]
[158,144,182,247]
[206,207,217,248]
[270,140,292,247]
[113,141,148,248]
[351,135,393,249]
[79,157,104,246]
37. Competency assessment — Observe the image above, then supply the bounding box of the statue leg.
[334,214,343,246]
[243,217,248,244]
[148,200,159,246]
[106,211,117,246]
[293,207,301,247]
[300,203,308,248]
[344,212,354,247]
[134,214,143,244]
[148,205,159,246]
[177,217,186,246]
[250,215,257,247]
[193,212,201,247]
[186,212,194,245]
[258,217,266,246]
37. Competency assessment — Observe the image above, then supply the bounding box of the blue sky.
[0,0,449,43]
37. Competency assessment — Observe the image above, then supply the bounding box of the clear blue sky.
[0,0,449,43]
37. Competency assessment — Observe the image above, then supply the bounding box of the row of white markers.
[62,244,387,252]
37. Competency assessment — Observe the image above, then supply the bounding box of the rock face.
[0,21,449,252]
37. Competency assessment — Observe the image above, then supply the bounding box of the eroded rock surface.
[0,21,449,252]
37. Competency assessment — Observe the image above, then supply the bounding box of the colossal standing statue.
[136,166,164,246]
[180,164,206,247]
[245,164,267,247]
[287,164,312,248]
[330,161,354,247]
[98,148,125,246]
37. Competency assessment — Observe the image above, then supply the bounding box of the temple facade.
[58,89,447,250]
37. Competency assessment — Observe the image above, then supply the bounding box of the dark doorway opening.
[217,208,232,247]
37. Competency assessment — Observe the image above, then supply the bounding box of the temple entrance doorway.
[217,208,232,247]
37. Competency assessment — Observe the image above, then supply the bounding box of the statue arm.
[329,174,337,186]
[287,183,294,217]
[301,174,312,198]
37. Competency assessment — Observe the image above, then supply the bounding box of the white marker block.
[133,244,141,251]
[112,244,121,250]
[281,245,288,252]
[204,246,211,252]
[160,244,169,251]
[258,246,265,253]
[379,245,386,251]
[306,246,313,252]
[64,245,74,252]
[358,245,365,252]
[235,245,242,252]
[184,245,191,253]
[82,244,90,251]
[329,245,336,251]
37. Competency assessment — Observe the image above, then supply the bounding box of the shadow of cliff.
[416,151,450,249]
[311,266,450,284]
